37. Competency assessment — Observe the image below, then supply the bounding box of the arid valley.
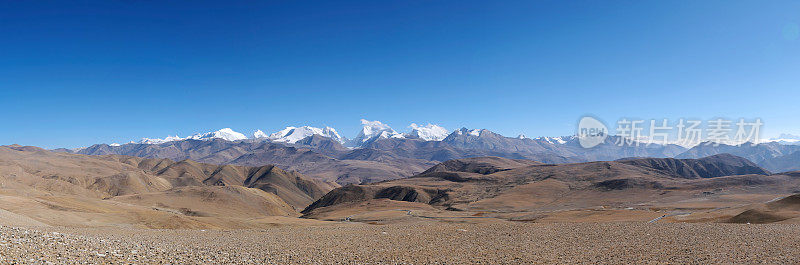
[2,141,800,263]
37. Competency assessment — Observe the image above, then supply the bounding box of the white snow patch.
[468,129,482,137]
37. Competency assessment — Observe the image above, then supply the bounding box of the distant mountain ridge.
[676,141,800,173]
[52,120,800,184]
[138,128,248,144]
[60,128,690,185]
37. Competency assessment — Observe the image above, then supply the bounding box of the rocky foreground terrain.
[2,221,799,264]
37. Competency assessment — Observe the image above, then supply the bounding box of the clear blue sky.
[1,1,799,148]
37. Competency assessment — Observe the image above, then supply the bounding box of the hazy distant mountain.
[758,151,800,173]
[677,142,795,161]
[437,128,686,163]
[676,141,800,172]
[765,133,800,145]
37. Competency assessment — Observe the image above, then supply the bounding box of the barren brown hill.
[0,145,336,228]
[303,158,684,217]
[726,194,800,224]
[70,139,436,185]
[618,153,770,179]
[97,154,337,209]
[303,155,798,223]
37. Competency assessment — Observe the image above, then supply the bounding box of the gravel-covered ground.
[1,222,799,264]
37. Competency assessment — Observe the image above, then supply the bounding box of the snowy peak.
[535,136,568,145]
[140,135,186,144]
[452,128,486,137]
[253,130,268,139]
[765,133,800,145]
[268,126,344,144]
[406,123,449,141]
[359,119,398,138]
[350,119,404,146]
[188,128,248,142]
[139,128,247,144]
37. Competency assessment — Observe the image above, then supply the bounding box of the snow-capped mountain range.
[62,121,800,176]
[138,128,247,144]
[129,119,453,147]
[108,120,800,151]
[763,134,800,145]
